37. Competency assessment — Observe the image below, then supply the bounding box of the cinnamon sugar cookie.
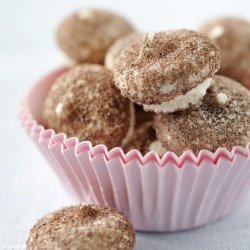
[43,64,134,149]
[114,30,220,113]
[57,9,135,65]
[199,17,250,88]
[154,75,250,155]
[105,33,141,71]
[26,204,136,250]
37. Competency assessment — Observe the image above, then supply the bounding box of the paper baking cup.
[18,68,250,232]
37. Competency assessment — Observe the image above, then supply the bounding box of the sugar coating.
[114,30,220,106]
[217,92,228,105]
[154,75,250,156]
[199,17,250,87]
[105,33,141,71]
[43,64,134,149]
[26,204,136,250]
[123,122,167,156]
[57,9,135,64]
[143,78,211,113]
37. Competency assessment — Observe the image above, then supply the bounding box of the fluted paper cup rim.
[18,67,250,168]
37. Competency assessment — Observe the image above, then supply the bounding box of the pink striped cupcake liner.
[18,68,250,232]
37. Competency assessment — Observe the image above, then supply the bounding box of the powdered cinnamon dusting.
[26,204,136,250]
[57,9,135,64]
[154,75,250,155]
[43,64,133,149]
[114,30,220,105]
[199,17,250,87]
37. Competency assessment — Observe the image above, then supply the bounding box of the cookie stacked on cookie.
[114,31,250,156]
[43,9,250,157]
[114,30,220,113]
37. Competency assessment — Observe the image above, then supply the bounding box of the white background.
[0,0,250,249]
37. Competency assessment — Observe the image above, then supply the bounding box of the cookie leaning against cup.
[154,75,250,156]
[43,64,135,149]
[57,9,135,65]
[26,204,136,250]
[114,30,220,113]
[199,17,250,88]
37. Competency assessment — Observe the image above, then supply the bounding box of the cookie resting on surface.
[26,204,136,250]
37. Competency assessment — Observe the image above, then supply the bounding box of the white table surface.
[1,1,250,249]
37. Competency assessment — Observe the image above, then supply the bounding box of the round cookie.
[57,9,134,65]
[154,75,250,156]
[123,122,167,156]
[105,33,141,71]
[199,17,250,88]
[43,64,134,149]
[114,30,220,113]
[26,204,136,250]
[57,9,135,65]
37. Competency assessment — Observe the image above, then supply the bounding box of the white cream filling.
[143,78,212,113]
[122,102,135,146]
[160,82,177,94]
[149,140,167,157]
